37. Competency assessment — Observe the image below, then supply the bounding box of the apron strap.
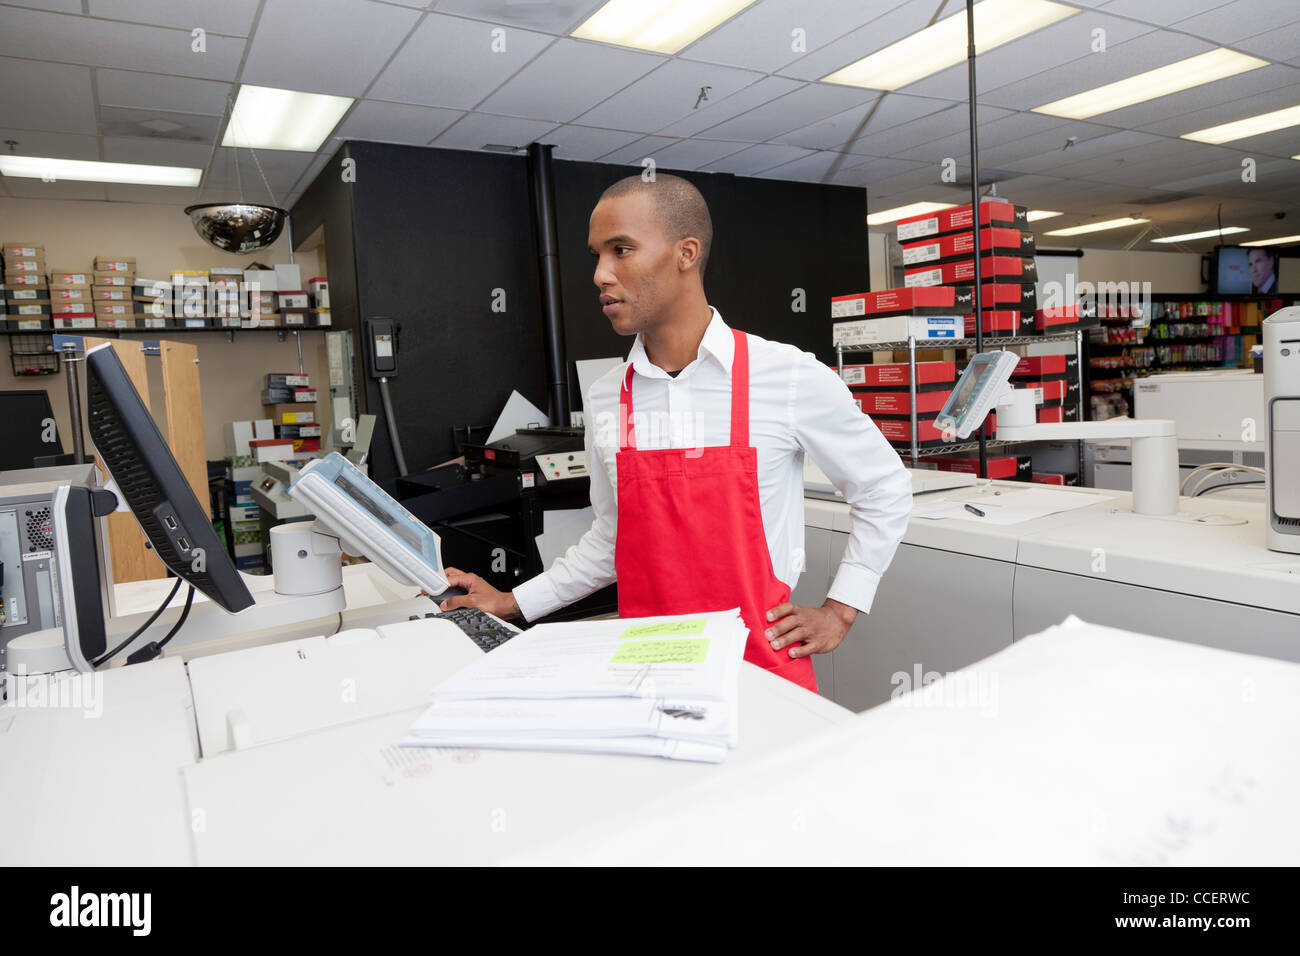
[730,328,749,449]
[618,328,751,451]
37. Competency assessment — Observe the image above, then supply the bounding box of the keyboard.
[409,607,519,653]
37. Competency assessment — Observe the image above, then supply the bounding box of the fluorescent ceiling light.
[0,155,201,186]
[1044,217,1149,237]
[1182,104,1300,144]
[1151,227,1249,244]
[866,202,956,226]
[1026,210,1062,222]
[223,84,353,152]
[1034,49,1267,120]
[822,0,1077,91]
[1242,235,1300,247]
[573,0,759,55]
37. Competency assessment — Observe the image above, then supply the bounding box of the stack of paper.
[402,610,748,763]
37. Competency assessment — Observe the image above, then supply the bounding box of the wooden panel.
[157,340,207,511]
[84,337,165,583]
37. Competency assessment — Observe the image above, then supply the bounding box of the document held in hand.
[402,608,748,763]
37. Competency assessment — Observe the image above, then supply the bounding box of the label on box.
[904,267,943,287]
[98,318,129,329]
[99,261,133,271]
[94,288,129,300]
[51,273,89,284]
[283,312,306,326]
[95,274,129,286]
[55,317,96,329]
[15,318,43,330]
[17,304,47,315]
[11,289,41,300]
[11,275,43,285]
[839,366,866,386]
[896,217,939,242]
[9,260,40,272]
[7,246,40,257]
[184,317,207,328]
[901,242,940,265]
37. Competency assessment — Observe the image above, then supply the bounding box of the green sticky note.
[610,639,711,664]
[619,619,707,639]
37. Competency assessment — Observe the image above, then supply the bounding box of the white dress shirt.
[512,307,913,622]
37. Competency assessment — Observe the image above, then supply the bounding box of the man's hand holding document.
[402,609,747,763]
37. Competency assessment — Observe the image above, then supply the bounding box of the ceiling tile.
[240,0,422,97]
[575,59,764,135]
[430,111,558,150]
[1232,23,1300,67]
[995,129,1164,174]
[101,135,215,167]
[681,0,895,74]
[96,69,231,116]
[0,6,245,80]
[624,137,748,171]
[336,100,464,144]
[696,82,875,142]
[779,1,968,84]
[597,134,675,166]
[0,57,96,134]
[1171,0,1300,43]
[543,124,645,161]
[701,143,814,176]
[103,182,203,203]
[2,1,82,12]
[368,13,554,109]
[1078,64,1299,131]
[478,39,665,124]
[98,105,221,145]
[905,14,1155,103]
[752,149,861,182]
[654,75,803,138]
[0,128,100,161]
[88,0,263,36]
[981,31,1215,112]
[1097,0,1225,27]
[847,104,1012,157]
[1141,84,1300,139]
[432,0,604,34]
[3,178,109,200]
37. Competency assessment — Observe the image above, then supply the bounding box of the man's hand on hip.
[438,567,522,620]
[763,598,857,657]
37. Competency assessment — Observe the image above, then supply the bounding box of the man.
[1249,248,1277,294]
[441,174,912,692]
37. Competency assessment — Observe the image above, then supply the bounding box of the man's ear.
[676,237,703,273]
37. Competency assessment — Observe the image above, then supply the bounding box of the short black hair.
[599,173,713,278]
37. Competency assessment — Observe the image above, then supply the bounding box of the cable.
[93,575,182,668]
[1195,480,1264,497]
[124,585,195,666]
[1180,462,1265,495]
[332,612,344,636]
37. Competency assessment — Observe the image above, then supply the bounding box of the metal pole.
[295,329,303,375]
[1076,328,1086,479]
[966,0,986,479]
[909,336,919,465]
[62,347,86,463]
[378,376,409,476]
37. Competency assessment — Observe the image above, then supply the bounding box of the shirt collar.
[627,306,733,379]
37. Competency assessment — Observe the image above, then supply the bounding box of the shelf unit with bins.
[835,330,1084,473]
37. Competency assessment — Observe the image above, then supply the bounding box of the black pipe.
[526,142,571,427]
[966,0,986,479]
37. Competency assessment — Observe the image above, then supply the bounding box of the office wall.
[1,196,325,461]
[1074,247,1204,292]
[293,141,871,480]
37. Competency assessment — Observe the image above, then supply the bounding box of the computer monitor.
[935,351,1022,440]
[287,452,451,596]
[84,343,254,614]
[0,390,62,471]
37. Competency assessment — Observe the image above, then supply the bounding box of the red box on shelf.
[1032,472,1080,486]
[876,415,994,447]
[904,254,1038,287]
[839,360,957,390]
[920,453,1031,481]
[831,286,973,318]
[896,201,1028,241]
[854,388,954,416]
[901,228,1035,266]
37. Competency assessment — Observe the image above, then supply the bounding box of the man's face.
[588,193,678,336]
[1249,249,1274,288]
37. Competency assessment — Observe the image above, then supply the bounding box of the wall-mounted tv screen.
[1214,245,1279,294]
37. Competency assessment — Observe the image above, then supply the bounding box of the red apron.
[614,328,817,692]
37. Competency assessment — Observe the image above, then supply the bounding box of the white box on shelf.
[832,314,964,347]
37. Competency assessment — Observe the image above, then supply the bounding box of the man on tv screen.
[1250,248,1278,294]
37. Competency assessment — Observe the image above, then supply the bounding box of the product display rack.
[835,330,1084,468]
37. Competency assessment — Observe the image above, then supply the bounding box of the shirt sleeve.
[511,409,618,622]
[791,352,913,614]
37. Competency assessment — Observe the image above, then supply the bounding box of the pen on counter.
[964,503,986,518]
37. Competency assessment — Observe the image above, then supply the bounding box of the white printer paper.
[487,390,550,444]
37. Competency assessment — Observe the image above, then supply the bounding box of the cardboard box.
[4,258,45,274]
[904,255,1038,287]
[53,314,96,329]
[281,310,308,327]
[309,309,331,327]
[833,314,964,347]
[244,268,276,292]
[3,243,44,259]
[854,388,953,416]
[1012,354,1077,379]
[896,201,1028,241]
[48,271,91,286]
[291,438,322,453]
[134,278,172,297]
[94,256,136,272]
[96,316,131,330]
[982,282,1038,311]
[135,316,169,329]
[2,287,51,301]
[922,454,1032,481]
[4,316,51,331]
[260,386,317,404]
[134,298,172,319]
[1034,304,1101,334]
[307,278,329,308]
[274,264,301,292]
[277,423,322,439]
[832,286,973,319]
[964,311,1028,336]
[94,302,131,317]
[249,438,296,463]
[15,303,54,315]
[263,404,315,425]
[901,228,1035,266]
[876,414,995,447]
[268,373,311,388]
[277,291,309,310]
[9,274,49,287]
[93,272,131,286]
[839,360,957,390]
[92,287,131,301]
